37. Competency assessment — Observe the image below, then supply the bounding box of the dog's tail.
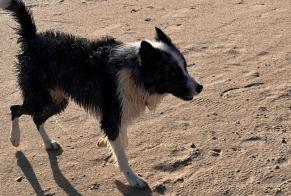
[1,0,37,41]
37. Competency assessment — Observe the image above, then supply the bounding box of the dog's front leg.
[109,134,147,188]
[101,104,147,188]
[119,125,128,148]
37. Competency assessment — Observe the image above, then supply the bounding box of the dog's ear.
[139,41,159,66]
[155,27,172,45]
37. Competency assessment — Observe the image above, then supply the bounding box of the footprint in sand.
[153,144,201,172]
[220,82,264,98]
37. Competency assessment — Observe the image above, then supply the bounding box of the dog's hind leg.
[33,99,68,150]
[10,105,26,147]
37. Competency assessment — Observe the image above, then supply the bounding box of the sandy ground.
[0,0,290,195]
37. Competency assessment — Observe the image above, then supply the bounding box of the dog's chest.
[117,69,164,124]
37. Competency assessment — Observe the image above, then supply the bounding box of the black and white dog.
[1,0,203,188]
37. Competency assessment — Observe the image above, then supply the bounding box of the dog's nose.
[196,84,203,93]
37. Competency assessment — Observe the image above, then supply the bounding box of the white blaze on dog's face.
[139,27,203,100]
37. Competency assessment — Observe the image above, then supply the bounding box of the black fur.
[6,0,123,140]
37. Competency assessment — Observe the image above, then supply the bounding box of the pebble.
[190,143,196,148]
[175,177,184,183]
[130,9,138,13]
[282,138,287,144]
[16,176,23,182]
[89,182,100,190]
[211,148,221,156]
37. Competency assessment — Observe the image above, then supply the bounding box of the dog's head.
[139,27,203,101]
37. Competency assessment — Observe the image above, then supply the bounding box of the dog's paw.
[44,140,60,150]
[10,135,20,147]
[126,173,147,188]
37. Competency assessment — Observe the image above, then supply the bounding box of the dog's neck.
[117,69,165,123]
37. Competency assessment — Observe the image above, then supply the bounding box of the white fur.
[0,0,11,9]
[10,118,20,147]
[109,135,147,188]
[38,124,59,150]
[117,69,164,124]
[116,40,185,70]
[146,40,186,69]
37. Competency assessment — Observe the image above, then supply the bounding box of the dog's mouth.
[180,95,193,101]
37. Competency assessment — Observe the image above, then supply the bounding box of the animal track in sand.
[268,89,291,102]
[153,145,201,172]
[220,82,264,98]
[191,97,242,113]
[182,44,208,54]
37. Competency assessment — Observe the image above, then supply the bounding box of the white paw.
[10,135,20,147]
[126,172,147,188]
[44,140,60,150]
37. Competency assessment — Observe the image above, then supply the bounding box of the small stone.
[16,176,23,182]
[175,177,184,183]
[213,148,221,153]
[211,148,221,156]
[145,18,151,22]
[237,0,244,5]
[89,182,100,190]
[276,188,282,193]
[282,138,287,144]
[190,143,196,148]
[274,165,280,169]
[212,136,217,140]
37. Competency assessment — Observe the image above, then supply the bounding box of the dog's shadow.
[16,151,44,196]
[115,180,153,196]
[16,149,81,196]
[46,147,82,196]
[16,150,153,196]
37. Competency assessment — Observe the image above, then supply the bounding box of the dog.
[1,0,203,188]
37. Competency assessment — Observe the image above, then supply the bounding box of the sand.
[0,0,290,195]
